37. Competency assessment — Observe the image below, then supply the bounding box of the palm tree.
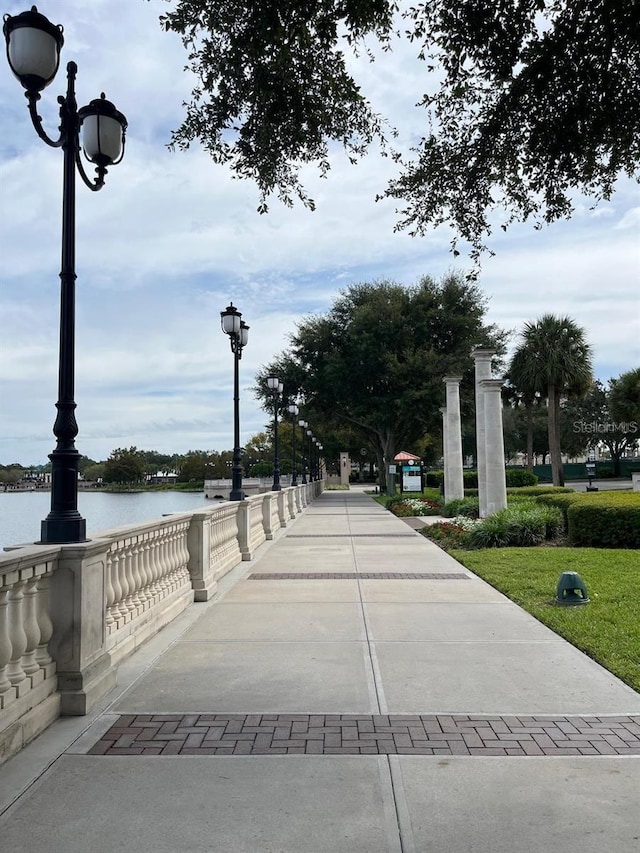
[509,315,593,486]
[505,354,542,471]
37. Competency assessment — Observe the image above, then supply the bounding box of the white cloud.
[1,0,639,464]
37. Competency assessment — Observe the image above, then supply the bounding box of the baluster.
[34,573,54,672]
[21,577,41,679]
[168,526,180,591]
[164,524,176,595]
[111,542,123,628]
[0,589,13,702]
[137,535,152,609]
[114,546,129,622]
[128,537,144,615]
[178,524,190,588]
[149,529,163,602]
[6,582,28,691]
[122,540,137,616]
[105,547,117,629]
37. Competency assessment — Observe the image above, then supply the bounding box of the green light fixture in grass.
[555,572,589,606]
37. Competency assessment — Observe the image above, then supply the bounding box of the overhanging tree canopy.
[160,0,640,258]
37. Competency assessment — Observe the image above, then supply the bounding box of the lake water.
[0,490,218,550]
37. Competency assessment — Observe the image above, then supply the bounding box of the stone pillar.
[443,376,464,501]
[471,348,496,517]
[482,378,508,516]
[339,452,350,486]
[49,540,117,715]
[440,406,450,502]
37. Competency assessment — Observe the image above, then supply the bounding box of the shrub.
[505,469,539,487]
[567,493,640,548]
[421,520,473,549]
[441,497,480,518]
[425,471,444,488]
[390,497,442,517]
[469,512,515,548]
[469,504,556,548]
[536,492,583,527]
[507,486,574,497]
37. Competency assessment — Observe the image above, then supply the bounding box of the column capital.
[471,347,496,362]
[443,375,463,385]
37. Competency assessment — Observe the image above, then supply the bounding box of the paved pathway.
[1,487,639,852]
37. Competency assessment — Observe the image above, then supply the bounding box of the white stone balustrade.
[0,481,323,764]
[1,551,59,760]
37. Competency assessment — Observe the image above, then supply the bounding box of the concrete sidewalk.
[1,487,639,852]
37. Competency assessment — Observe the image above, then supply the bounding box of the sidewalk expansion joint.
[87,713,640,757]
[249,572,470,580]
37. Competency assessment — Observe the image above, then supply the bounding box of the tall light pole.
[220,303,249,501]
[298,419,308,484]
[266,377,283,491]
[4,6,127,544]
[288,401,299,486]
[306,428,314,481]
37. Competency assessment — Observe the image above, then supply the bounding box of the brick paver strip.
[250,572,470,580]
[88,714,640,757]
[287,534,417,538]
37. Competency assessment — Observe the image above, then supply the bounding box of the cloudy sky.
[1,0,638,466]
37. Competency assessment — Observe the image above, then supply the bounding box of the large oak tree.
[255,273,505,491]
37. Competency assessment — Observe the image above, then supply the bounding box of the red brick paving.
[249,573,470,580]
[88,714,640,757]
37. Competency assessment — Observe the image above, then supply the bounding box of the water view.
[0,490,216,550]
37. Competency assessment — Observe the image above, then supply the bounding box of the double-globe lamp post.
[266,377,283,491]
[220,303,249,501]
[298,419,308,483]
[306,428,314,480]
[4,6,127,543]
[288,401,299,486]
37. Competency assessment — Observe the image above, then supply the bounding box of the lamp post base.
[229,489,246,501]
[40,514,87,545]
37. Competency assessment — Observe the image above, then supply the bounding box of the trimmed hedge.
[568,493,640,548]
[426,469,539,488]
[508,486,574,497]
[538,491,640,548]
[505,469,539,487]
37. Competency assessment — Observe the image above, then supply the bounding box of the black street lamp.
[4,6,127,544]
[306,428,314,481]
[298,419,308,483]
[288,401,299,486]
[266,377,283,491]
[220,303,249,501]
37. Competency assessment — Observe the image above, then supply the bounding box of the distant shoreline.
[0,485,203,494]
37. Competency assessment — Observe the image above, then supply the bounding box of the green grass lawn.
[450,547,640,693]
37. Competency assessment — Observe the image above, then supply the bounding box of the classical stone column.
[482,378,508,516]
[471,348,496,517]
[439,406,450,501]
[443,376,464,501]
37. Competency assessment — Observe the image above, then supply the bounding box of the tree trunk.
[547,384,565,486]
[376,448,386,492]
[378,431,397,496]
[525,404,534,471]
